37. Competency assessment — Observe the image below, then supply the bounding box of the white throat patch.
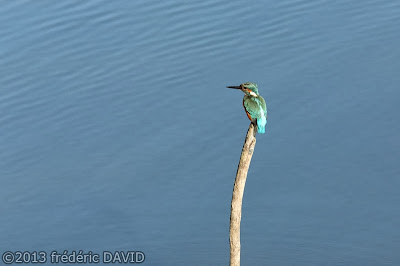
[249,91,257,97]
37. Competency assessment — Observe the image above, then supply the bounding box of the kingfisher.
[227,82,267,134]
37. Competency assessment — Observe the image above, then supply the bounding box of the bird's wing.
[243,96,263,119]
[258,96,267,119]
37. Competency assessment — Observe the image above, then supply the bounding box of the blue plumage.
[257,115,267,134]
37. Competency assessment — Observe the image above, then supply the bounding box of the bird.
[227,82,267,134]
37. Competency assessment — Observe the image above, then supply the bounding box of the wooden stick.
[230,122,257,266]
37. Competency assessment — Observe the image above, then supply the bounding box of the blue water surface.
[1,1,400,265]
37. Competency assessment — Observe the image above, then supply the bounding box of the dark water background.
[1,1,400,265]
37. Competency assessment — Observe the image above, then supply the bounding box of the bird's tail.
[257,116,267,134]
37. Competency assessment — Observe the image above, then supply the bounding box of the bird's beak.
[227,85,241,89]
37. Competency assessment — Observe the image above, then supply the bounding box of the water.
[1,1,400,265]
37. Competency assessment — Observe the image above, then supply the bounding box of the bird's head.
[227,82,259,97]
